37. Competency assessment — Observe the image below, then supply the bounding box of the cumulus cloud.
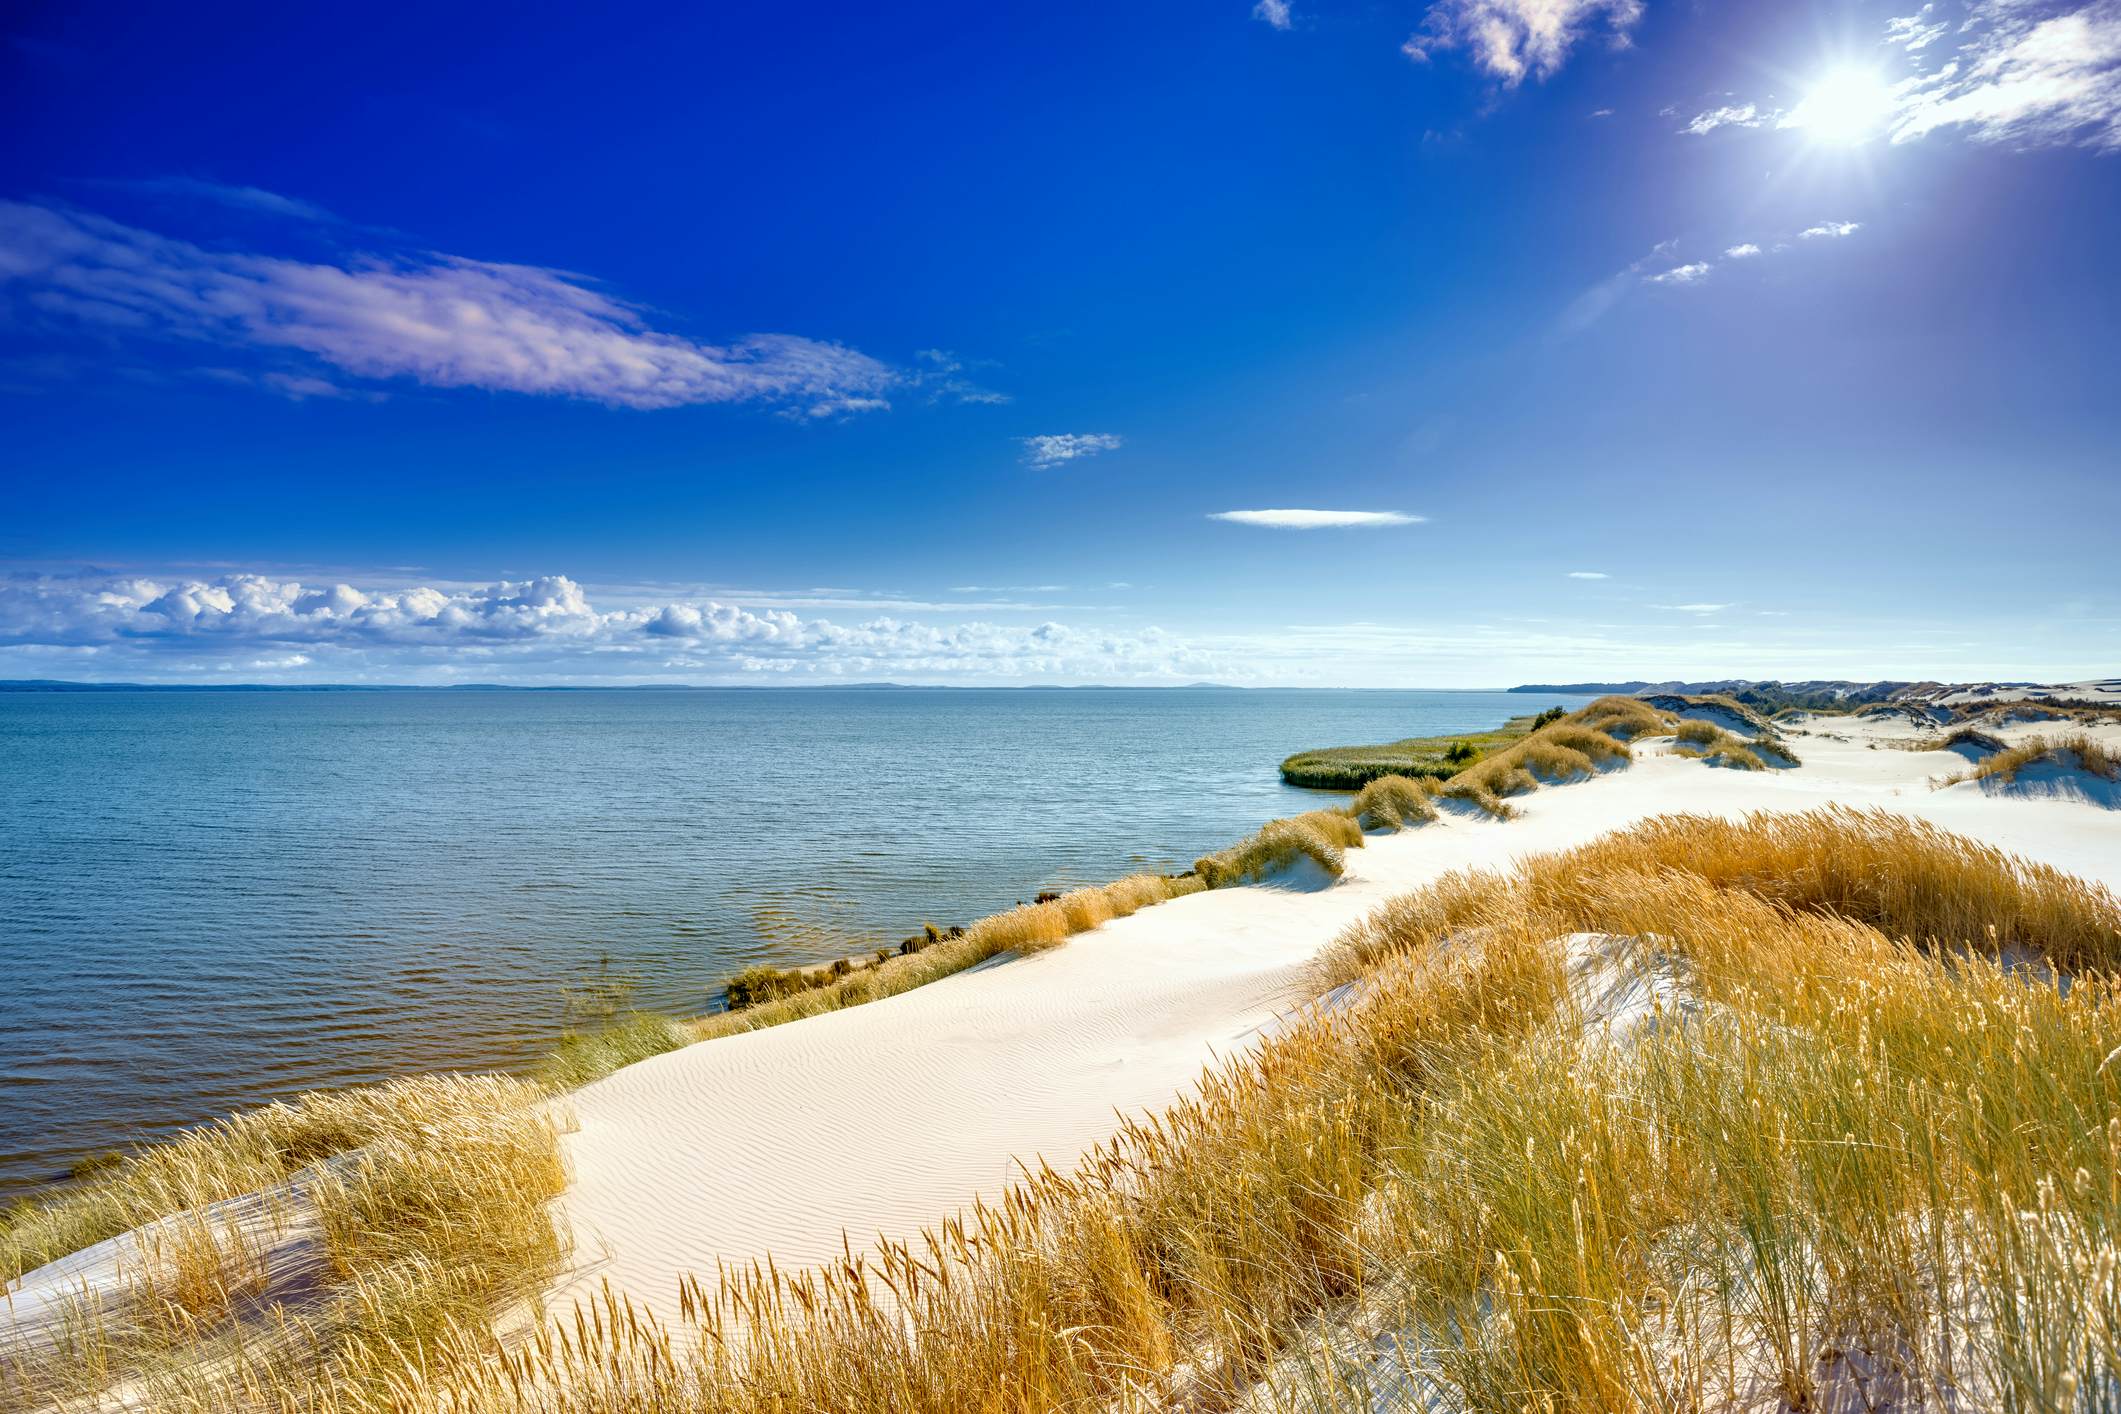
[1567,570,1610,579]
[0,571,1228,683]
[1020,433,1123,468]
[1648,262,1712,284]
[0,200,895,413]
[1401,0,1644,85]
[1800,220,1862,239]
[1208,509,1424,529]
[1683,102,1775,134]
[1253,0,1294,30]
[1890,1,2121,150]
[1725,243,1763,258]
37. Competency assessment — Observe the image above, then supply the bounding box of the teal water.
[0,687,1586,1197]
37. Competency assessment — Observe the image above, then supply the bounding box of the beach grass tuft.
[1194,809,1366,888]
[1349,773,1440,831]
[1,1074,566,1408]
[297,807,2121,1414]
[1940,730,2120,789]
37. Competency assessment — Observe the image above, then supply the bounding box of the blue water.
[0,687,1587,1196]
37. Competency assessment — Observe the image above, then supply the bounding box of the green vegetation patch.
[1278,711,1555,789]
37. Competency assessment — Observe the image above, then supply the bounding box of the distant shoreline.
[0,679,1508,693]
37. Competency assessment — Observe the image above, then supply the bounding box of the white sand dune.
[542,712,2121,1330]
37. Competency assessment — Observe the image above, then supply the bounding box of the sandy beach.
[542,707,2121,1329]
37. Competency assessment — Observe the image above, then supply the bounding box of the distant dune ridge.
[5,685,2121,1409]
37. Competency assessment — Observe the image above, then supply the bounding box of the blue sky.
[2,0,2117,686]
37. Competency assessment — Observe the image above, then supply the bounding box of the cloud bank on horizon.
[0,571,1227,683]
[8,567,2097,688]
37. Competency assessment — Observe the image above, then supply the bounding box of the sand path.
[545,715,2121,1327]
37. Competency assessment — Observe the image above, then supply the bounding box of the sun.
[1790,66,1894,145]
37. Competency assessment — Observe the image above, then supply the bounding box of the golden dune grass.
[1438,697,1653,818]
[302,808,2121,1414]
[1194,809,1367,888]
[1349,774,1439,831]
[1941,731,2120,789]
[1671,717,1768,770]
[1,1074,564,1409]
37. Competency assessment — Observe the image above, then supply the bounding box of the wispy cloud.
[1020,433,1122,468]
[1401,0,1644,86]
[1657,602,1731,614]
[1209,509,1424,529]
[0,200,895,414]
[1891,1,2121,150]
[912,348,1011,405]
[1701,3,2121,153]
[1561,215,1869,328]
[1885,5,1950,51]
[1567,570,1610,579]
[1683,102,1775,135]
[90,176,340,223]
[1253,0,1293,30]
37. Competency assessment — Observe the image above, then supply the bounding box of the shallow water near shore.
[0,686,1586,1198]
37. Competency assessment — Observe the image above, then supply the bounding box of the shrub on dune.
[1572,694,1673,741]
[1349,773,1439,830]
[1670,717,1772,770]
[1924,724,2006,755]
[1194,809,1364,887]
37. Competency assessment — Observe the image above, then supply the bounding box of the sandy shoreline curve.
[542,710,2121,1329]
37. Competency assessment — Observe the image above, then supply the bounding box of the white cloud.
[0,571,1227,683]
[1253,0,1293,30]
[1724,243,1763,258]
[94,176,339,223]
[1683,102,1776,134]
[1020,433,1122,468]
[1800,220,1862,239]
[1648,262,1712,284]
[1885,6,1950,51]
[0,200,895,413]
[1401,0,1644,86]
[1657,602,1731,614]
[1891,2,2121,150]
[1567,570,1610,579]
[909,348,1011,405]
[1590,107,1616,117]
[1208,509,1424,528]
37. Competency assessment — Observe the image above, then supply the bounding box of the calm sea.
[0,687,1586,1197]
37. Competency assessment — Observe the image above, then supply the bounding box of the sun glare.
[1792,66,1893,145]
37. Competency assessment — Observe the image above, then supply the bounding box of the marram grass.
[1437,696,1660,818]
[1939,730,2120,789]
[0,785,1450,1406]
[281,807,2120,1414]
